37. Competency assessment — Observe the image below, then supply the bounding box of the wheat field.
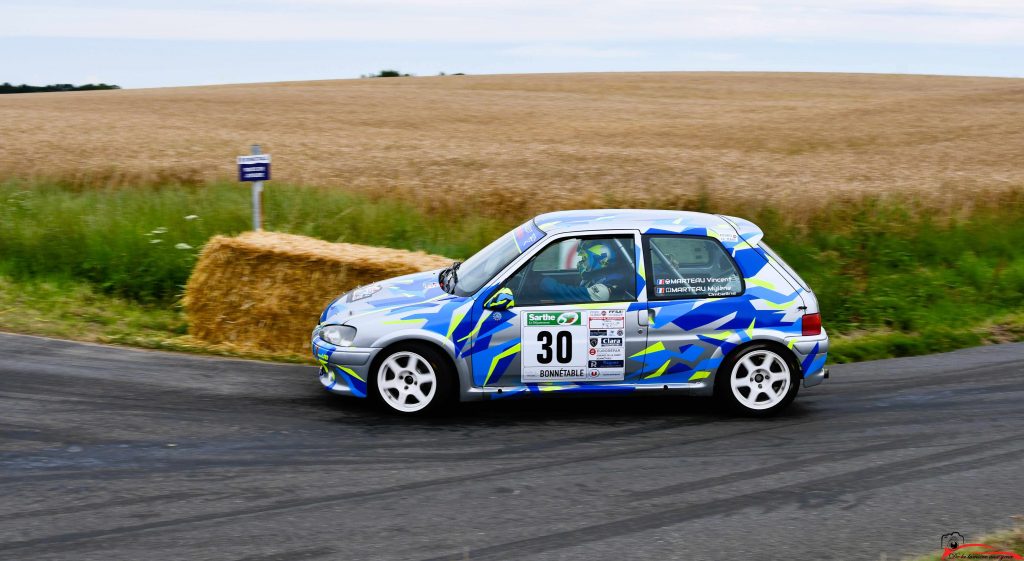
[1,72,1022,213]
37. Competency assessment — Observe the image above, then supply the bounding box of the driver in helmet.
[540,240,630,302]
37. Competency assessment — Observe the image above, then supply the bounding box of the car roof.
[532,209,764,243]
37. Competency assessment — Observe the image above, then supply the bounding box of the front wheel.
[716,344,799,416]
[373,345,455,415]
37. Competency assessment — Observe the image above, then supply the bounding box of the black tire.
[369,343,457,415]
[714,342,800,416]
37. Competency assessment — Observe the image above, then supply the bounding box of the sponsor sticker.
[350,284,382,301]
[532,368,588,379]
[588,313,625,329]
[512,221,545,253]
[713,229,739,243]
[652,275,740,297]
[522,309,626,382]
[525,311,580,326]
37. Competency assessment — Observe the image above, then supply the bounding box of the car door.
[470,231,647,388]
[637,234,747,384]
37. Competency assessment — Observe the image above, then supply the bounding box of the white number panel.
[522,310,626,382]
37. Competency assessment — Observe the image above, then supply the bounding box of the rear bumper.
[803,367,830,388]
[785,330,829,388]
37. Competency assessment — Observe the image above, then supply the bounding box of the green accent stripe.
[688,370,711,381]
[746,278,777,291]
[483,343,521,386]
[382,318,426,325]
[457,313,490,343]
[643,360,671,379]
[760,298,798,310]
[446,309,467,340]
[630,341,665,359]
[337,365,365,382]
[539,384,578,392]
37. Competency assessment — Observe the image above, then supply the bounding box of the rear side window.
[759,242,810,291]
[644,236,743,299]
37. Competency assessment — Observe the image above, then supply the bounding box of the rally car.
[312,209,828,415]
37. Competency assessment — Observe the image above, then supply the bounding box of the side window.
[504,236,637,307]
[645,236,743,299]
[529,238,581,272]
[759,242,810,291]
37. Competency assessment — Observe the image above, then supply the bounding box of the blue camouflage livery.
[311,209,828,407]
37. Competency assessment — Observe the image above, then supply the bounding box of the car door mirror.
[483,288,515,311]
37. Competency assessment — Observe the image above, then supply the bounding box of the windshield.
[454,220,545,296]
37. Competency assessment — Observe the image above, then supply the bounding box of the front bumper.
[312,336,380,398]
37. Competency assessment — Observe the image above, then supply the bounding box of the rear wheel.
[716,344,799,416]
[373,345,455,415]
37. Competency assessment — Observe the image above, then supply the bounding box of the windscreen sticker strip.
[512,220,545,253]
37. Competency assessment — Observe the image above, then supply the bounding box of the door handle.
[638,309,652,327]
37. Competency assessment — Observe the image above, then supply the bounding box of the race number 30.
[536,330,572,364]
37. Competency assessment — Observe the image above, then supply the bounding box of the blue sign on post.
[237,154,271,182]
[238,147,271,231]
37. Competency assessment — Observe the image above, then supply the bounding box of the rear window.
[759,243,810,291]
[645,236,743,299]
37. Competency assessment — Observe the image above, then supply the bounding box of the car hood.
[319,269,454,324]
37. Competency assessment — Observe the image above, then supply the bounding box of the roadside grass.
[1,179,1023,363]
[829,312,1024,363]
[0,275,186,347]
[909,517,1024,561]
[0,179,507,303]
[0,275,308,362]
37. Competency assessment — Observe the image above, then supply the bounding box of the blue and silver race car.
[312,209,828,415]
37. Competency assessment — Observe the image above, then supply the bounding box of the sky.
[1,0,1023,88]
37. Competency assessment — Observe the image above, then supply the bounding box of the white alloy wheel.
[377,351,438,413]
[729,349,792,411]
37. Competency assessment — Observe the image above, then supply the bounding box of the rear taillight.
[802,313,822,336]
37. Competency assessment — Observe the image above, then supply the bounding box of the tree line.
[0,83,121,94]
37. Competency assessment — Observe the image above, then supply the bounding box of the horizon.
[2,0,1023,88]
[5,68,1024,92]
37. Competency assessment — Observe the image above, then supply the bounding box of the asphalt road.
[1,332,1022,561]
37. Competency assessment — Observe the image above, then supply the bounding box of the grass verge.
[0,276,307,362]
[830,312,1024,363]
[1,179,1022,363]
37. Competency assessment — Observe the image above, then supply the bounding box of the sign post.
[237,145,271,231]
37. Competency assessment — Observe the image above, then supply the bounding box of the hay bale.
[183,232,451,356]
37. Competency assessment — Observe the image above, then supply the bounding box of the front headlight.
[320,325,357,347]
